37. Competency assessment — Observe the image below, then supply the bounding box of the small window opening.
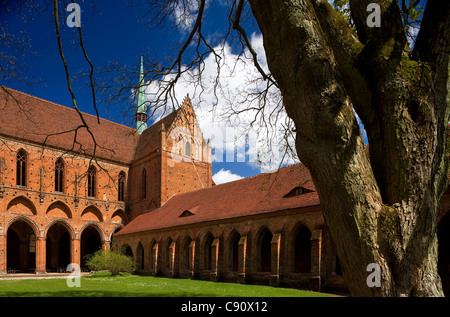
[284,186,313,198]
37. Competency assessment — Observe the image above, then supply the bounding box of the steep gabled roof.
[0,87,139,164]
[133,111,177,161]
[133,95,208,162]
[115,163,320,235]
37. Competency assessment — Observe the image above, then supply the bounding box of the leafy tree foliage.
[86,249,136,276]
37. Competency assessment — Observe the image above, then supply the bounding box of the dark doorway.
[7,220,36,273]
[80,226,102,270]
[182,237,192,271]
[229,231,240,272]
[46,223,71,272]
[203,233,214,271]
[123,244,133,257]
[259,229,273,273]
[136,243,144,270]
[293,226,311,273]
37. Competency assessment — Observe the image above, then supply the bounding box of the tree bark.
[248,0,449,296]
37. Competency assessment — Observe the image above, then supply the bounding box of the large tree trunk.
[249,0,449,296]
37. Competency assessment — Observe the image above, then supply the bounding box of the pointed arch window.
[118,171,126,202]
[16,149,27,186]
[29,234,36,253]
[87,165,96,198]
[141,168,147,199]
[55,158,65,193]
[185,140,191,157]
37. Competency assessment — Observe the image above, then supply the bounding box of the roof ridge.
[5,86,137,133]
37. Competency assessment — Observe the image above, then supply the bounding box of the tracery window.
[55,158,65,192]
[185,140,191,157]
[16,149,27,186]
[29,234,36,253]
[118,171,126,202]
[87,165,96,197]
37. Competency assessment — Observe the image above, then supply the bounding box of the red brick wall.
[0,136,128,273]
[160,101,212,204]
[113,205,347,293]
[127,152,162,219]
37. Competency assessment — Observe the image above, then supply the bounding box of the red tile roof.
[115,163,320,235]
[0,87,139,164]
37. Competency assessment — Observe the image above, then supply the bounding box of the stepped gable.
[133,96,198,161]
[116,163,319,235]
[133,95,206,161]
[0,87,139,164]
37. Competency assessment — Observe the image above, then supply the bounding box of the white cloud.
[171,0,209,32]
[173,3,196,31]
[212,168,244,185]
[142,33,299,173]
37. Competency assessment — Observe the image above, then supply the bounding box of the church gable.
[129,94,213,214]
[164,95,210,163]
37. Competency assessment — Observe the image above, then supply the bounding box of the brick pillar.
[0,233,6,274]
[72,238,80,267]
[152,243,159,275]
[169,241,177,278]
[35,236,46,274]
[102,240,110,251]
[188,240,196,278]
[210,238,220,281]
[310,228,322,291]
[270,233,282,286]
[237,235,248,283]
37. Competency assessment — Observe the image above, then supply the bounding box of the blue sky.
[1,0,368,184]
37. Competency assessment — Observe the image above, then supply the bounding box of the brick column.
[0,233,6,274]
[152,243,159,275]
[35,236,46,273]
[169,241,177,278]
[210,238,220,281]
[237,235,248,283]
[188,240,196,278]
[310,228,322,291]
[71,238,80,267]
[270,233,282,286]
[102,240,110,251]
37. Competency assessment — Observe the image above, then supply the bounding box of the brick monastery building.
[1,80,450,295]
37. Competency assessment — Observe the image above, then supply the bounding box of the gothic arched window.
[118,171,126,202]
[29,234,36,253]
[16,149,27,187]
[55,158,65,192]
[185,140,191,157]
[87,165,96,198]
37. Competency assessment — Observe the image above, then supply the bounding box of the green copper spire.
[136,55,147,134]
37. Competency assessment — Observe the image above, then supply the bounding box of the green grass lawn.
[0,273,336,297]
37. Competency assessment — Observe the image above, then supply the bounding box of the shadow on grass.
[0,290,204,297]
[0,273,336,297]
